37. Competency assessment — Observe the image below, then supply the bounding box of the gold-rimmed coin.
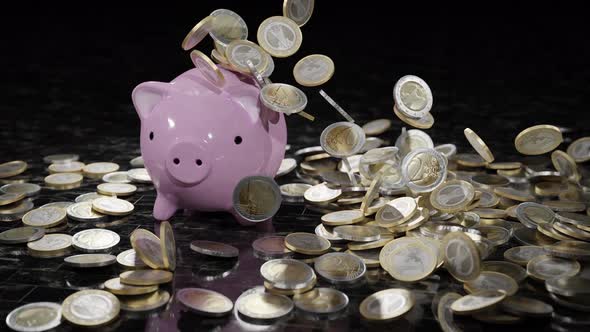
[567,136,590,163]
[437,292,462,332]
[376,197,417,227]
[101,171,130,184]
[345,248,381,268]
[92,197,134,216]
[64,254,116,268]
[117,248,147,269]
[333,225,381,242]
[380,241,436,282]
[119,290,170,312]
[493,187,534,202]
[500,296,553,317]
[44,173,83,190]
[441,232,481,281]
[551,150,581,182]
[252,236,292,258]
[260,258,315,289]
[293,54,334,87]
[359,288,414,321]
[464,128,495,163]
[543,200,586,212]
[22,207,66,228]
[72,229,120,253]
[401,148,446,193]
[314,252,366,284]
[225,39,268,74]
[0,160,27,178]
[181,16,214,50]
[304,182,341,203]
[430,180,475,213]
[455,153,487,168]
[347,236,393,251]
[0,226,45,244]
[361,119,392,136]
[283,0,315,26]
[1,183,41,197]
[236,292,293,320]
[515,124,563,155]
[190,50,225,87]
[257,16,302,58]
[472,208,507,219]
[130,229,165,269]
[553,221,590,241]
[209,9,248,47]
[503,245,545,266]
[190,240,240,258]
[82,162,119,179]
[321,209,365,226]
[450,290,506,315]
[293,287,348,314]
[126,168,152,183]
[388,207,430,233]
[264,277,316,296]
[43,154,79,164]
[482,260,527,283]
[61,290,120,327]
[285,232,330,255]
[66,201,107,222]
[393,104,435,129]
[486,161,522,170]
[5,302,62,332]
[48,161,85,174]
[0,192,24,206]
[96,183,136,197]
[120,269,173,286]
[537,222,573,241]
[177,288,233,317]
[526,255,580,281]
[393,75,433,119]
[320,122,367,158]
[260,82,309,116]
[27,233,72,257]
[464,271,518,295]
[160,221,176,271]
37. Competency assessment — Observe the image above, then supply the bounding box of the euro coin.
[48,161,84,173]
[553,221,590,241]
[464,128,495,163]
[260,258,315,289]
[177,288,233,317]
[101,171,130,184]
[72,229,120,252]
[130,229,165,269]
[393,104,435,129]
[441,231,481,281]
[233,175,281,222]
[43,154,79,164]
[526,255,580,281]
[190,240,239,258]
[120,269,173,286]
[0,160,27,178]
[380,241,436,282]
[283,0,315,26]
[537,222,574,241]
[321,209,365,226]
[545,276,590,297]
[1,183,41,197]
[82,162,119,179]
[434,143,457,159]
[236,292,293,320]
[503,245,545,266]
[0,226,45,244]
[567,136,590,163]
[280,183,310,201]
[315,224,344,242]
[293,54,334,87]
[464,271,518,295]
[347,236,393,251]
[225,39,268,74]
[514,124,563,155]
[61,290,120,326]
[44,173,83,190]
[393,75,433,119]
[117,248,148,269]
[264,277,316,296]
[285,232,330,255]
[470,173,510,188]
[493,187,534,202]
[64,254,116,268]
[361,119,391,136]
[96,183,137,197]
[257,16,302,58]
[556,211,590,227]
[487,161,522,170]
[181,16,214,50]
[252,236,292,258]
[543,200,586,212]
[27,233,72,256]
[304,182,341,203]
[551,150,581,182]
[92,197,134,216]
[5,302,62,332]
[209,9,248,47]
[359,288,414,321]
[276,158,297,177]
[346,248,381,268]
[430,180,475,213]
[22,207,66,228]
[437,292,462,332]
[75,192,107,203]
[450,290,506,315]
[472,308,522,324]
[395,128,434,156]
[160,221,176,271]
[66,202,107,222]
[314,252,366,284]
[119,289,170,312]
[333,225,381,242]
[104,277,158,296]
[320,122,366,158]
[401,148,446,193]
[482,260,527,283]
[260,83,308,115]
[190,50,225,87]
[0,192,24,206]
[500,296,553,317]
[127,168,152,183]
[455,153,487,168]
[545,240,590,261]
[294,287,348,314]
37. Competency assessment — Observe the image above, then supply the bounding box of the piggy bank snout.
[165,141,211,185]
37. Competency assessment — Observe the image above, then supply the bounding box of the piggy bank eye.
[234,136,242,145]
[149,132,154,140]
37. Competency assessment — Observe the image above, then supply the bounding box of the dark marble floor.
[2,4,590,332]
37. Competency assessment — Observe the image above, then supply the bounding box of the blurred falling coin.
[233,176,282,222]
[130,229,165,269]
[526,255,580,281]
[283,0,315,26]
[441,232,481,281]
[464,128,495,163]
[514,124,563,155]
[0,192,24,206]
[450,290,506,315]
[43,154,79,164]
[464,271,518,296]
[190,240,239,258]
[160,221,176,271]
[120,269,173,286]
[181,16,213,50]
[61,290,120,327]
[503,245,546,266]
[362,119,392,136]
[177,288,233,317]
[482,260,527,283]
[1,183,41,197]
[500,296,553,317]
[293,54,335,87]
[320,122,366,158]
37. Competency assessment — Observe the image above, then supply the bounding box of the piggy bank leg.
[153,195,178,221]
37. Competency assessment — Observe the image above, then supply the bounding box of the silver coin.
[395,128,434,156]
[314,252,366,284]
[66,202,108,222]
[435,143,457,159]
[75,192,108,203]
[6,302,62,332]
[283,0,315,26]
[43,154,79,164]
[92,197,135,216]
[260,258,315,289]
[0,183,41,197]
[64,254,117,268]
[72,229,120,252]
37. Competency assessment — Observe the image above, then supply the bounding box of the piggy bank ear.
[132,81,170,120]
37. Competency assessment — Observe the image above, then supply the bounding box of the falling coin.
[526,255,580,281]
[209,9,248,47]
[393,75,433,119]
[430,180,475,213]
[333,225,381,242]
[320,122,366,158]
[464,271,518,295]
[450,290,506,315]
[514,124,563,155]
[0,160,27,179]
[190,50,225,87]
[130,229,165,269]
[283,0,315,26]
[441,231,481,281]
[401,148,446,193]
[464,128,495,163]
[293,54,334,87]
[233,175,282,223]
[257,16,302,57]
[566,136,590,163]
[0,226,45,244]
[500,296,553,317]
[160,221,176,271]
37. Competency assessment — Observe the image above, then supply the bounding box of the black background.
[2,4,589,158]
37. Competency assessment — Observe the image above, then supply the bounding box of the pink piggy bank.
[132,67,287,225]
